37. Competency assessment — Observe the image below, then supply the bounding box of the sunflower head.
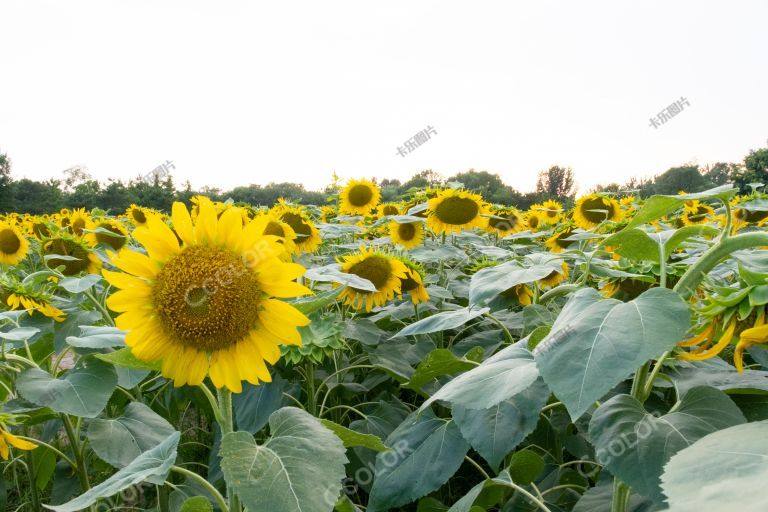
[86,220,129,252]
[337,246,408,311]
[340,179,381,216]
[524,210,545,232]
[545,225,576,253]
[126,204,153,226]
[270,205,322,254]
[396,257,430,305]
[681,200,714,226]
[378,203,401,217]
[539,261,569,289]
[103,197,312,393]
[427,189,489,235]
[486,208,524,235]
[501,284,534,306]
[253,214,297,255]
[66,208,93,237]
[533,200,563,225]
[0,222,30,265]
[600,278,654,301]
[43,235,101,276]
[1,277,64,322]
[389,220,424,250]
[573,194,623,229]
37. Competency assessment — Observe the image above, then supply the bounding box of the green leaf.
[589,386,746,503]
[219,407,348,512]
[290,288,344,315]
[320,419,389,452]
[65,326,126,348]
[452,376,549,469]
[662,224,718,257]
[602,229,660,262]
[58,274,102,293]
[469,257,563,306]
[624,185,737,229]
[95,347,162,371]
[232,377,285,433]
[669,358,768,395]
[406,349,477,391]
[393,307,489,338]
[422,343,541,412]
[572,480,657,512]
[660,420,768,512]
[508,449,545,485]
[179,496,213,512]
[367,410,470,511]
[18,360,117,418]
[44,432,180,512]
[305,264,377,292]
[87,403,176,468]
[533,288,690,419]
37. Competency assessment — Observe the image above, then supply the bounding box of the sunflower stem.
[215,387,241,512]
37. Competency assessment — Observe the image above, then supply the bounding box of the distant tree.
[446,170,504,197]
[0,152,12,212]
[651,165,711,195]
[733,148,768,192]
[66,179,102,209]
[97,180,135,214]
[590,182,622,194]
[11,179,64,214]
[701,162,738,186]
[535,166,575,199]
[400,169,443,193]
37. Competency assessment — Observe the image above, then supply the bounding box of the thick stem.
[170,465,229,512]
[62,415,91,493]
[673,232,768,300]
[215,388,241,512]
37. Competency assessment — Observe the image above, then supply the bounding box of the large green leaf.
[393,307,489,338]
[45,432,180,512]
[602,229,660,262]
[18,359,117,418]
[232,377,286,433]
[219,407,347,512]
[406,349,478,391]
[65,326,126,348]
[660,420,768,512]
[572,480,658,512]
[533,288,690,419]
[589,386,745,503]
[421,343,541,411]
[87,403,176,468]
[452,375,549,469]
[320,419,389,452]
[367,409,470,511]
[624,185,737,229]
[669,358,768,395]
[469,255,563,306]
[95,347,162,371]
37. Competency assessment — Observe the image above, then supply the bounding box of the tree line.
[0,147,766,215]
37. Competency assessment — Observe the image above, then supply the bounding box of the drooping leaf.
[87,403,176,468]
[44,432,180,512]
[18,360,118,418]
[660,420,768,512]
[219,407,347,512]
[533,288,690,419]
[393,307,489,338]
[65,326,126,349]
[589,386,746,502]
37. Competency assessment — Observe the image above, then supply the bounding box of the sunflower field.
[1,180,768,512]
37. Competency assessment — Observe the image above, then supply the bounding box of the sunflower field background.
[1,178,768,512]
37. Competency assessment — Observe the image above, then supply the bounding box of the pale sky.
[1,0,767,195]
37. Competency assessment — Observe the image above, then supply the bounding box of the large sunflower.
[337,246,408,311]
[427,189,489,235]
[103,198,311,392]
[389,221,424,250]
[340,179,381,216]
[251,214,297,255]
[681,200,714,226]
[573,194,623,229]
[397,258,430,304]
[66,208,93,237]
[43,235,101,275]
[0,222,30,265]
[271,205,322,254]
[545,226,576,253]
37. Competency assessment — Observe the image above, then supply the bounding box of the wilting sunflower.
[340,179,381,216]
[271,205,322,254]
[600,277,654,301]
[337,246,408,311]
[86,219,129,252]
[573,194,623,229]
[0,422,37,460]
[0,222,30,265]
[533,200,563,225]
[397,258,430,304]
[486,208,524,235]
[545,225,576,253]
[103,198,311,392]
[43,235,101,276]
[681,200,714,226]
[389,221,424,250]
[427,189,489,235]
[125,204,154,227]
[1,277,65,322]
[538,262,569,289]
[734,311,767,372]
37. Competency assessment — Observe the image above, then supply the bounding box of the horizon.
[2,1,767,195]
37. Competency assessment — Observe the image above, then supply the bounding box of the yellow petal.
[172,202,196,246]
[111,251,158,279]
[194,197,218,244]
[2,431,38,451]
[102,269,147,290]
[216,208,243,250]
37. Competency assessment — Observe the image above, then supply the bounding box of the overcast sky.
[2,1,767,194]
